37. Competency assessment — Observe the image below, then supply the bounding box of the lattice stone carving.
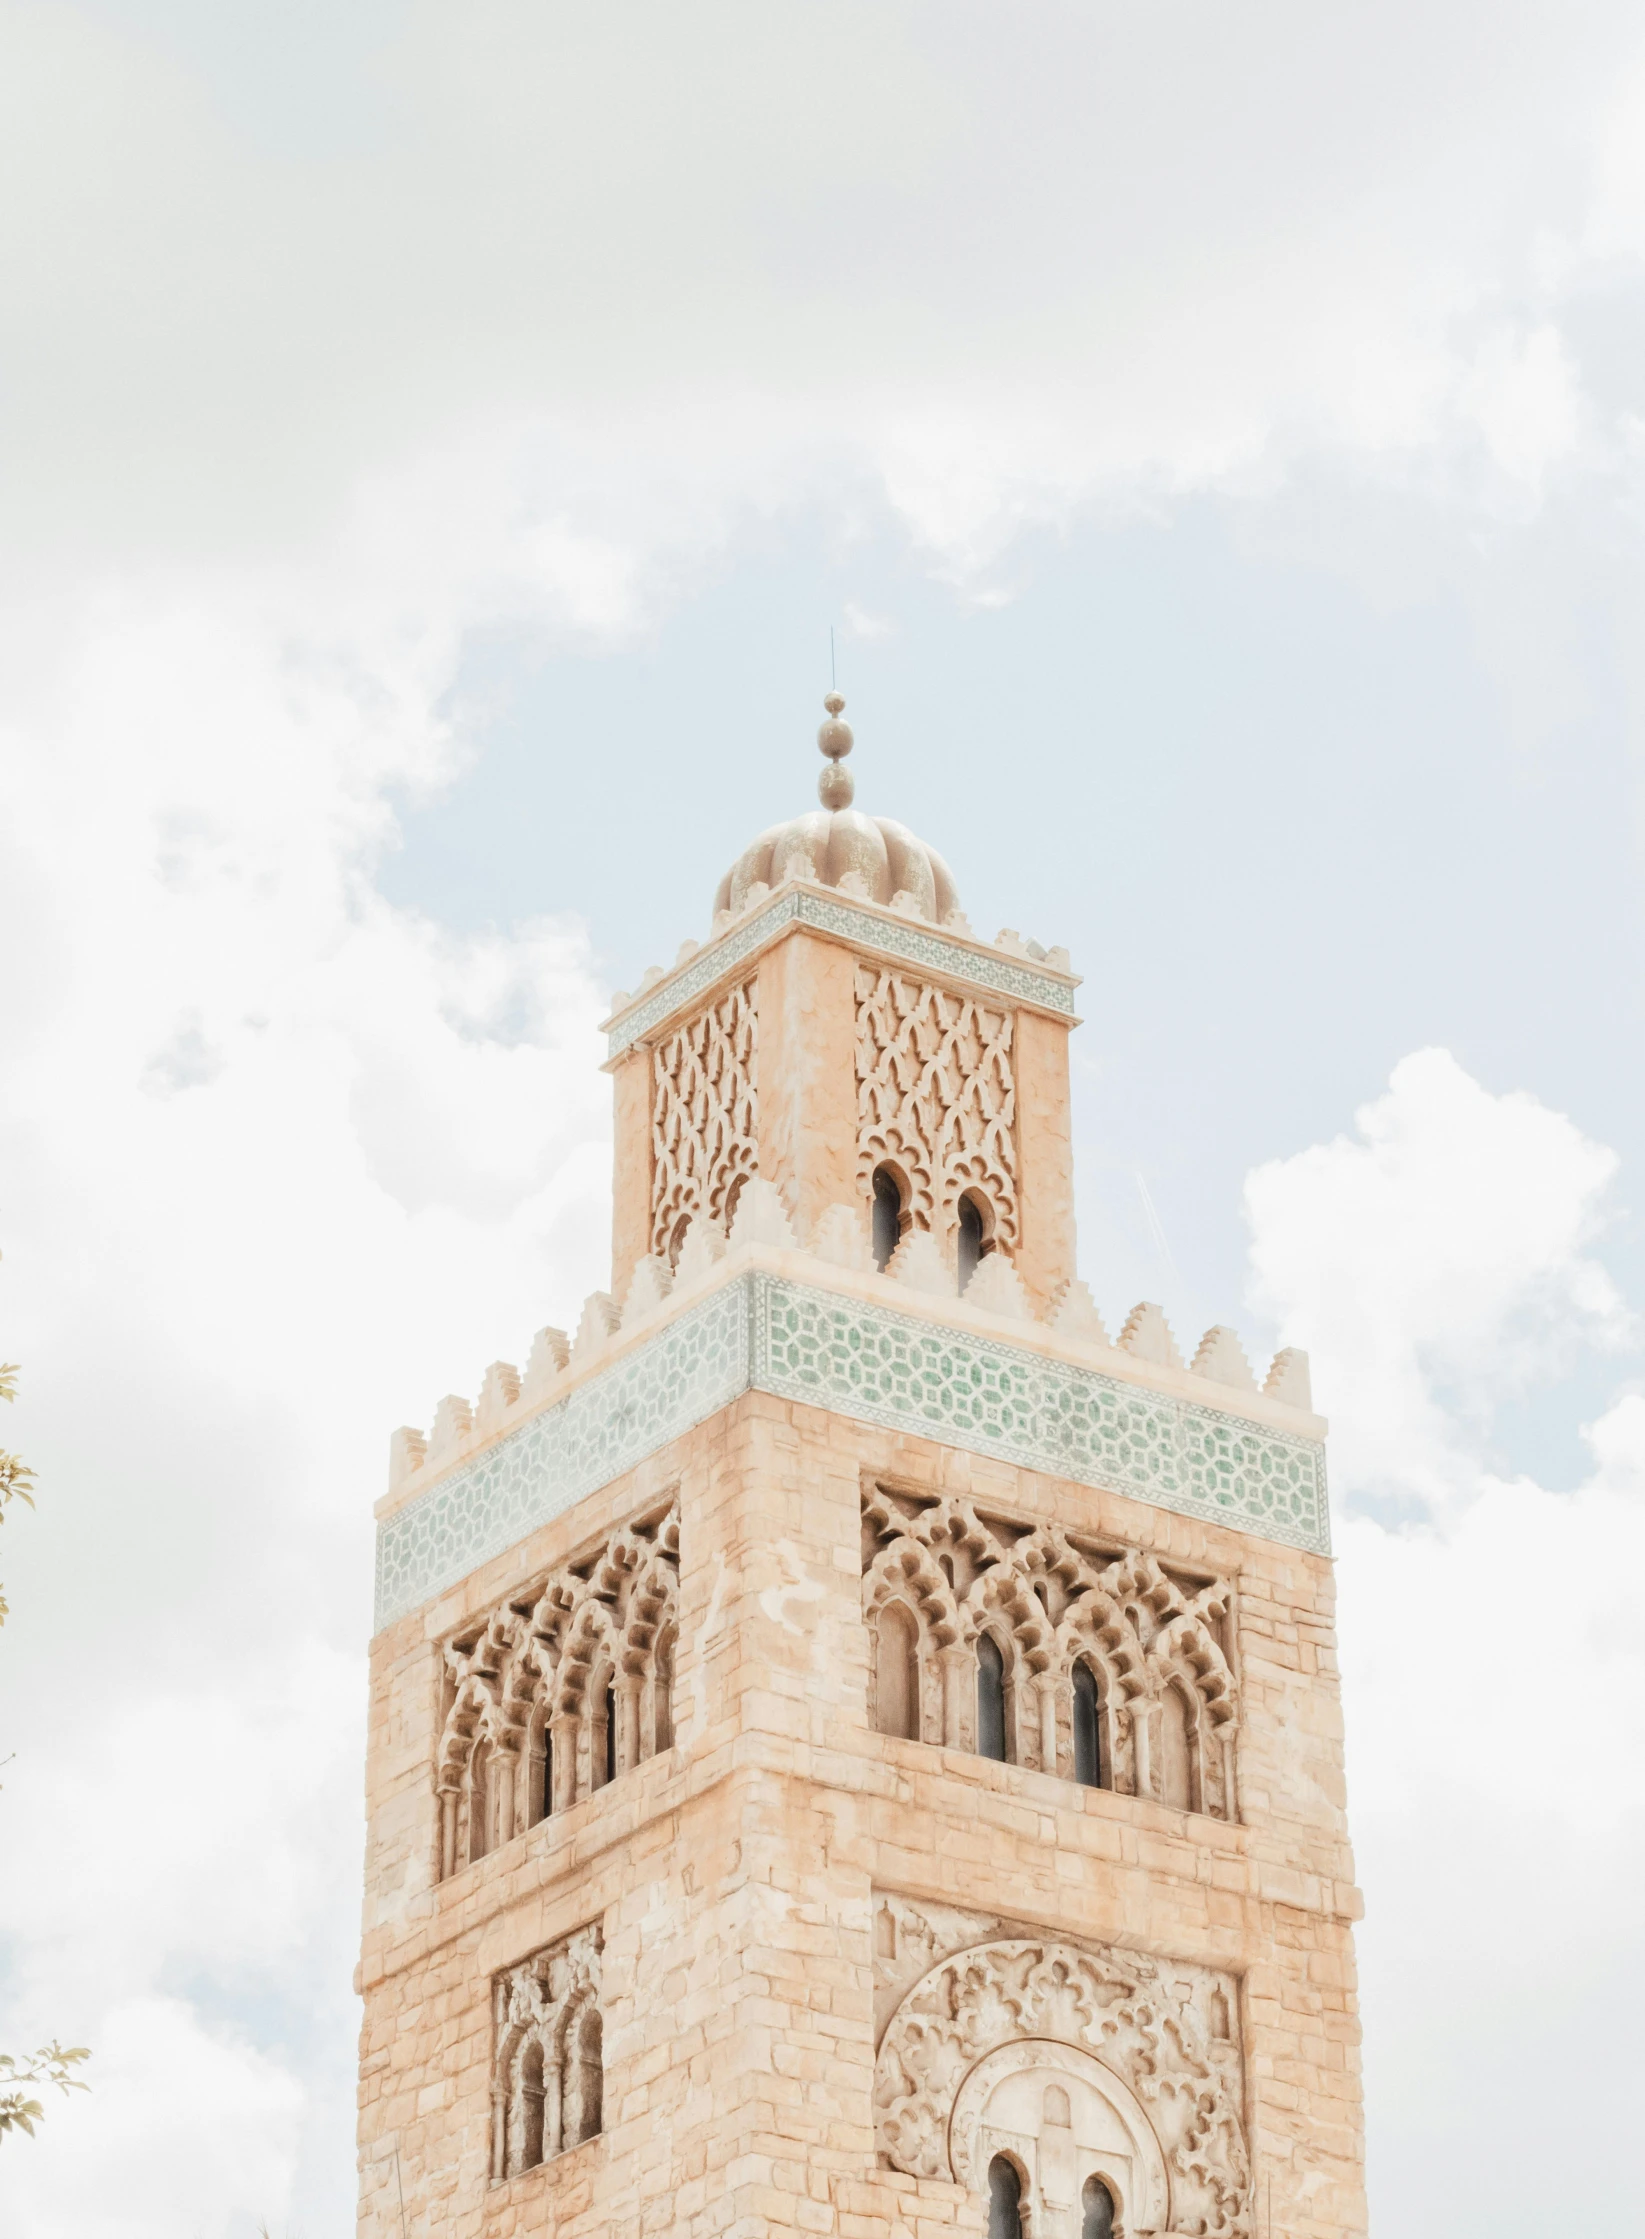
[856,966,1018,1250]
[874,1921,1249,2236]
[650,981,758,1263]
[436,1504,679,1878]
[862,1490,1239,1814]
[490,1924,603,2180]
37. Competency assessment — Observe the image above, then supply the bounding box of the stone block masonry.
[357,1393,1364,2239]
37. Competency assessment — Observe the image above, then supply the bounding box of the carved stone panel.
[872,1897,1247,2238]
[436,1503,680,1877]
[650,980,758,1262]
[862,1490,1240,1816]
[855,967,1018,1251]
[490,1923,603,2181]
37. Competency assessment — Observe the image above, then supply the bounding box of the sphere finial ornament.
[715,686,961,925]
[817,693,853,760]
[817,691,855,806]
[819,759,854,808]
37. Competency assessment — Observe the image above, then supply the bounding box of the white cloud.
[0,576,614,2234]
[1,1,1644,583]
[1244,1047,1629,1512]
[1244,1052,1645,2236]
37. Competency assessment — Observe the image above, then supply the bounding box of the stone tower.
[356,700,1367,2239]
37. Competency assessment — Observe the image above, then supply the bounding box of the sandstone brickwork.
[358,1393,1363,2239]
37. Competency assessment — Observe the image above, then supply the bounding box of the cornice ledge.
[600,881,1081,1062]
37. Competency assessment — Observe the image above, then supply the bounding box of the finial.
[818,692,854,809]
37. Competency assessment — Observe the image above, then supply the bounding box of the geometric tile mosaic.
[755,1278,1329,1560]
[605,885,1077,1061]
[373,1279,750,1632]
[374,1270,1329,1630]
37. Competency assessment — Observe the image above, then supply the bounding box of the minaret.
[357,703,1366,2239]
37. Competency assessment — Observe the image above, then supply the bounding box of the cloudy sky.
[2,4,1643,2233]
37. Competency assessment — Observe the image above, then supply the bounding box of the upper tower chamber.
[358,691,1363,2239]
[602,695,1089,1328]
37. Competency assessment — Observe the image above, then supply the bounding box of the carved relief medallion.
[873,1899,1248,2238]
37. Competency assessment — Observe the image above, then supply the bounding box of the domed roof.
[712,696,964,928]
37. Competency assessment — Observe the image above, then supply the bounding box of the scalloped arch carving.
[490,1924,603,2180]
[862,1491,1238,1814]
[435,1503,680,1878]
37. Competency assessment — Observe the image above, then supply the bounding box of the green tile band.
[374,1274,1328,1630]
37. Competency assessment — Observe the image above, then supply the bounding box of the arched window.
[987,2155,1024,2239]
[956,1192,989,1290]
[977,1634,1008,1762]
[652,1627,675,1754]
[534,1732,553,1827]
[1082,2175,1116,2239]
[516,2035,547,2172]
[1073,1660,1106,1788]
[872,1602,920,1740]
[871,1166,903,1271]
[468,1737,492,1864]
[603,1682,617,1787]
[1156,1682,1194,1811]
[565,2003,603,2147]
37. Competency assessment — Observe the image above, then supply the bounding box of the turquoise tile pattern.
[374,1273,1329,1630]
[373,1280,751,1632]
[605,888,1076,1060]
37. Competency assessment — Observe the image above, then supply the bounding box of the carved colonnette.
[649,979,758,1263]
[489,1924,603,2182]
[862,1486,1239,1817]
[855,965,1019,1251]
[434,1502,678,1880]
[872,1897,1249,2238]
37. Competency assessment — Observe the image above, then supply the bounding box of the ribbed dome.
[712,694,964,928]
[714,809,962,926]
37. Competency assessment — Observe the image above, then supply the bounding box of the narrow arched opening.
[516,2034,546,2173]
[1157,1681,1194,1811]
[467,1737,492,1864]
[1082,2174,1116,2239]
[652,1625,676,1754]
[565,2003,603,2147]
[976,1633,1008,1763]
[872,1601,920,1741]
[987,2154,1025,2239]
[1073,1660,1106,1789]
[871,1165,904,1271]
[956,1191,992,1290]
